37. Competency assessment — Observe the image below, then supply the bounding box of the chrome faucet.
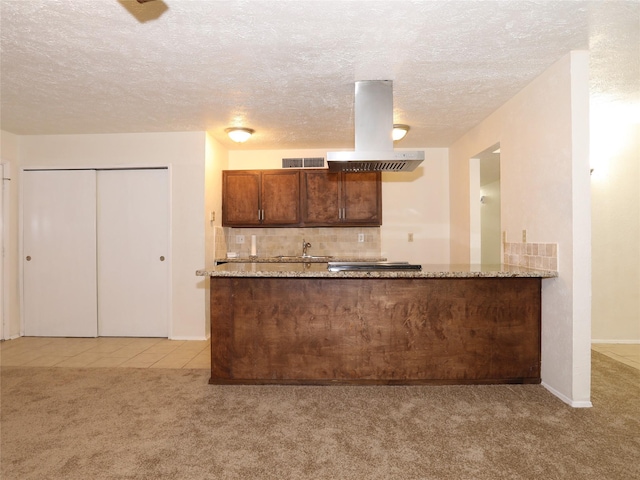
[302,239,312,257]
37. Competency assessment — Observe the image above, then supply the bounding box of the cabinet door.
[301,170,341,225]
[341,172,382,225]
[262,170,301,225]
[222,171,261,226]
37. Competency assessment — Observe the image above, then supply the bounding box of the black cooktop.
[327,261,422,272]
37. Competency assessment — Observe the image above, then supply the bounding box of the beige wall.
[228,148,451,264]
[380,148,450,264]
[17,132,209,339]
[449,52,592,406]
[0,130,22,339]
[203,133,228,337]
[591,104,640,342]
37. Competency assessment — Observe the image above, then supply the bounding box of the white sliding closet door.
[97,169,169,337]
[23,170,98,337]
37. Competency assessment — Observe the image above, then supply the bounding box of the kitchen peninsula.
[197,263,557,386]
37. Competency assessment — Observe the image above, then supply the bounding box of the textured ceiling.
[1,0,638,149]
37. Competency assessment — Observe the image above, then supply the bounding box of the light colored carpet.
[1,351,639,480]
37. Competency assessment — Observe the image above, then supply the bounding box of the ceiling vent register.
[282,157,325,169]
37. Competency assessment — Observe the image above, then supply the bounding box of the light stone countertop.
[215,256,386,264]
[197,263,558,278]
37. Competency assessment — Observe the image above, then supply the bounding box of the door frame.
[19,164,173,338]
[0,164,4,340]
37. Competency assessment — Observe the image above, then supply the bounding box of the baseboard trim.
[592,339,640,344]
[542,382,593,408]
[0,334,21,341]
[169,335,209,341]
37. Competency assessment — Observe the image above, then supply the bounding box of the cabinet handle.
[26,255,32,261]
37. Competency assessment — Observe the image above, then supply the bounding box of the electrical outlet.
[235,235,245,244]
[408,233,414,242]
[522,230,527,243]
[210,211,215,222]
[358,233,365,243]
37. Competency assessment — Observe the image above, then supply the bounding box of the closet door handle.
[159,256,165,261]
[26,256,32,261]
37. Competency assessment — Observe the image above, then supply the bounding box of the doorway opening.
[469,143,501,265]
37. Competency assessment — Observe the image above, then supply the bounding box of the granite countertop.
[197,263,558,278]
[215,256,386,264]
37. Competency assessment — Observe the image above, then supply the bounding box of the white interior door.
[97,169,169,337]
[23,170,98,337]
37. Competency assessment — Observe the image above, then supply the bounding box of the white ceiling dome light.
[392,124,410,141]
[225,127,255,143]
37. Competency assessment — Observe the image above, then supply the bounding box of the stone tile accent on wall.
[212,226,228,260]
[222,227,381,259]
[504,242,558,271]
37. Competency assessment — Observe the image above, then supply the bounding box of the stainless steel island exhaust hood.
[327,80,424,172]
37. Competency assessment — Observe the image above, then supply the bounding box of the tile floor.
[0,336,210,369]
[0,337,638,372]
[591,343,640,371]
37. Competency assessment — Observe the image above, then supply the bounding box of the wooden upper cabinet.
[222,171,261,226]
[223,169,381,228]
[302,170,381,226]
[261,170,300,225]
[341,172,382,224]
[301,170,341,225]
[222,170,300,227]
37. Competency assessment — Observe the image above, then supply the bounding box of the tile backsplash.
[504,242,558,271]
[212,226,228,261]
[221,227,381,259]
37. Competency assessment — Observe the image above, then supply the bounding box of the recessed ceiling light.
[225,127,255,143]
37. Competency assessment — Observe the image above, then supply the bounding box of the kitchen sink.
[276,255,334,261]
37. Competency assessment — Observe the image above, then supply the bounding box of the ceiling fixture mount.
[225,127,255,143]
[392,124,410,141]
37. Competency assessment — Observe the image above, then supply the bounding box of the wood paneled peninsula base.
[199,264,557,386]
